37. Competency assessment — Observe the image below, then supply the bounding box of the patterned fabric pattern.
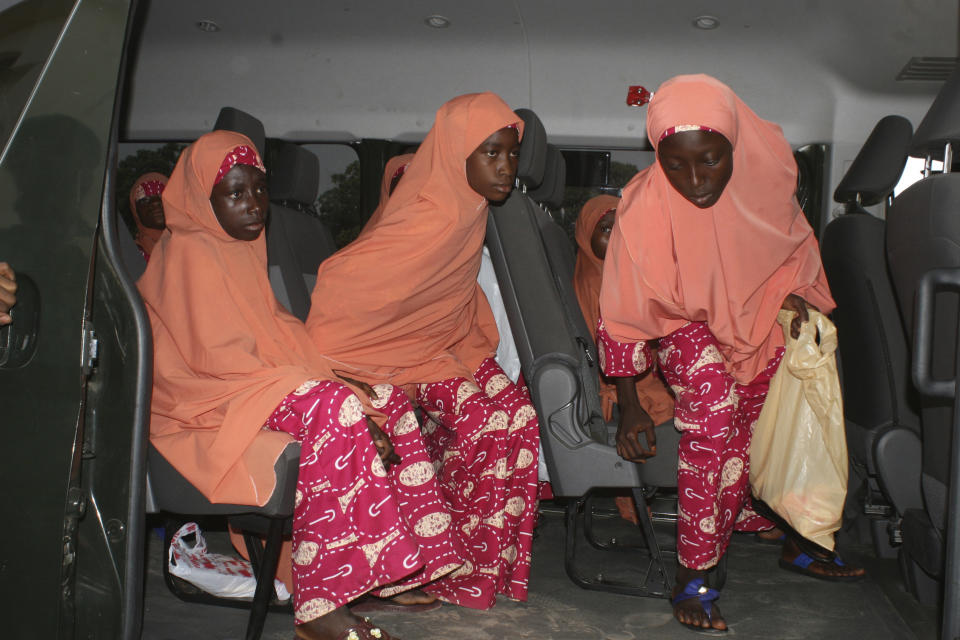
[598,320,780,570]
[215,144,266,184]
[416,358,540,609]
[265,380,463,624]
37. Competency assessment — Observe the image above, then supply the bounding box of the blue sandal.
[778,551,865,582]
[671,578,727,635]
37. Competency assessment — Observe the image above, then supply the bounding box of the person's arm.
[596,317,658,461]
[0,262,17,326]
[614,375,657,462]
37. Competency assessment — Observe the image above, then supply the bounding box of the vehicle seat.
[486,108,680,598]
[214,106,267,155]
[886,67,960,606]
[266,141,336,321]
[820,115,921,557]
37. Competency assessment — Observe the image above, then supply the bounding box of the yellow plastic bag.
[749,309,848,551]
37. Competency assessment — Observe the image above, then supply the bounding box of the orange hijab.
[129,172,168,257]
[574,195,619,338]
[364,153,416,230]
[600,74,834,384]
[138,130,341,505]
[574,195,674,424]
[306,93,523,386]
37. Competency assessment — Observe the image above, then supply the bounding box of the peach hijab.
[138,130,338,505]
[129,172,168,257]
[600,74,834,384]
[307,93,523,386]
[365,153,416,229]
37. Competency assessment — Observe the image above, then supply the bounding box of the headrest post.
[945,142,953,174]
[924,155,932,178]
[855,193,862,207]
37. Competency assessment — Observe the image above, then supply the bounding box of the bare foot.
[672,566,727,632]
[388,589,436,606]
[756,527,785,541]
[295,606,400,640]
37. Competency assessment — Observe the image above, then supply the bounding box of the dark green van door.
[0,1,144,638]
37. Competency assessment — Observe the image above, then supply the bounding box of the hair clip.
[626,86,652,107]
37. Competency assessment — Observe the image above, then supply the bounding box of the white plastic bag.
[167,522,290,601]
[749,310,848,551]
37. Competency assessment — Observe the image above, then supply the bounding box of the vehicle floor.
[141,499,938,640]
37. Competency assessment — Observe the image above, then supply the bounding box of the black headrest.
[528,144,566,209]
[214,107,266,156]
[514,108,547,190]
[834,115,913,206]
[911,65,960,156]
[268,141,320,205]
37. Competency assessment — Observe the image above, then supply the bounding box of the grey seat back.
[887,69,960,531]
[821,115,918,455]
[266,141,336,321]
[486,110,677,497]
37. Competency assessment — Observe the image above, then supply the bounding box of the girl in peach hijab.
[596,75,861,632]
[128,171,168,259]
[138,130,464,640]
[573,195,674,431]
[307,93,540,610]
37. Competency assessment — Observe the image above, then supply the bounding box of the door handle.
[0,273,40,369]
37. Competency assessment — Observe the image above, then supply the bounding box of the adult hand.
[614,377,657,462]
[367,417,401,471]
[0,262,17,327]
[781,293,818,339]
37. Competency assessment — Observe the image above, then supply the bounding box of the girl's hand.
[781,293,818,339]
[366,417,401,471]
[335,371,378,400]
[614,376,656,462]
[0,262,17,327]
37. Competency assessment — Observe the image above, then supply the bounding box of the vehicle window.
[301,143,361,248]
[0,0,74,151]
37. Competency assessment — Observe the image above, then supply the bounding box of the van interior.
[3,1,960,638]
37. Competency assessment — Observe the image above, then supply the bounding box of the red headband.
[135,179,166,201]
[657,124,718,143]
[215,145,265,184]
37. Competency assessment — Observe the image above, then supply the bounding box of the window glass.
[302,144,361,248]
[0,0,74,150]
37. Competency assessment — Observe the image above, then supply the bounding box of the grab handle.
[913,268,960,399]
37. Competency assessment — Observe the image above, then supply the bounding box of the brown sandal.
[334,618,401,640]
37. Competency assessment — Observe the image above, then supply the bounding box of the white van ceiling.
[125,0,954,151]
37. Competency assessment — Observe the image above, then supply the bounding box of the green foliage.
[558,160,639,243]
[115,142,186,236]
[316,160,363,247]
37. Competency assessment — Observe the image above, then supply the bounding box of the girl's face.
[136,195,166,230]
[209,164,269,241]
[590,209,615,260]
[657,130,733,209]
[466,127,521,202]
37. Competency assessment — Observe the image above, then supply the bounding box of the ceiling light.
[196,19,221,33]
[424,15,451,29]
[693,15,720,30]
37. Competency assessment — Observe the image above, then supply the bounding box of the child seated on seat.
[137,130,465,640]
[306,93,540,610]
[128,172,168,261]
[573,195,674,460]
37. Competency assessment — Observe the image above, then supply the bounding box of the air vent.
[897,57,958,81]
